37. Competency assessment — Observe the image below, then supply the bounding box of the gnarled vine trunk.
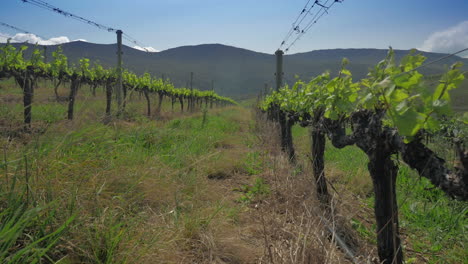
[171,96,176,111]
[179,97,184,112]
[352,111,403,264]
[143,88,151,117]
[400,139,468,199]
[309,110,329,202]
[54,79,62,101]
[91,83,97,97]
[156,92,164,114]
[367,146,402,264]
[325,111,403,264]
[311,127,329,202]
[105,79,112,116]
[15,68,35,131]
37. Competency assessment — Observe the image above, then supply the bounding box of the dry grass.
[250,109,378,264]
[1,78,379,263]
[1,78,258,263]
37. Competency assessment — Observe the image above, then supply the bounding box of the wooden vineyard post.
[190,72,194,112]
[210,80,214,109]
[275,49,295,161]
[275,50,283,92]
[116,30,123,115]
[105,79,112,116]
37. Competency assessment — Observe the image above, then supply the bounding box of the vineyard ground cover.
[0,77,213,134]
[0,79,270,263]
[1,76,466,263]
[0,78,393,263]
[292,124,467,263]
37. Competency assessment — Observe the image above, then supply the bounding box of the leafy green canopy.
[261,49,466,140]
[0,44,236,105]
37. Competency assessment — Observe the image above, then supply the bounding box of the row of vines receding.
[260,48,467,264]
[0,43,237,131]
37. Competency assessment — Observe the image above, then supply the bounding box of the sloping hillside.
[6,42,468,99]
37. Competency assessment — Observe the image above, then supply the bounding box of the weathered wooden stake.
[105,79,112,116]
[275,50,283,92]
[190,72,194,112]
[116,30,123,115]
[275,49,295,160]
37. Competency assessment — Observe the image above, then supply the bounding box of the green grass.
[291,124,468,263]
[236,177,270,204]
[1,77,466,263]
[0,173,75,263]
[0,77,256,262]
[396,166,467,263]
[242,151,264,175]
[1,108,251,262]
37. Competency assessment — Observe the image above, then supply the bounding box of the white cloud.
[133,45,159,52]
[420,20,468,58]
[0,33,11,43]
[0,33,158,53]
[0,32,74,45]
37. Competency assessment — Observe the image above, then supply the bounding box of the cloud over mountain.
[133,45,159,52]
[420,20,468,58]
[0,33,85,45]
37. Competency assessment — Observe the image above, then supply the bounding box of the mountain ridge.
[4,41,468,98]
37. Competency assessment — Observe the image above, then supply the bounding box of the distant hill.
[4,42,468,102]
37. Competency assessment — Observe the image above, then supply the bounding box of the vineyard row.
[0,43,237,128]
[260,49,467,264]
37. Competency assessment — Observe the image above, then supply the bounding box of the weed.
[350,218,375,244]
[85,213,126,264]
[242,151,263,175]
[1,80,258,262]
[237,177,270,203]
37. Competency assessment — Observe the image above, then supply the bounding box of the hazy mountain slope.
[5,42,468,99]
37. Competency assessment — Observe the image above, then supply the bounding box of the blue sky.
[1,0,467,55]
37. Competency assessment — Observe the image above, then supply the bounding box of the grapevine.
[0,43,236,125]
[260,49,467,264]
